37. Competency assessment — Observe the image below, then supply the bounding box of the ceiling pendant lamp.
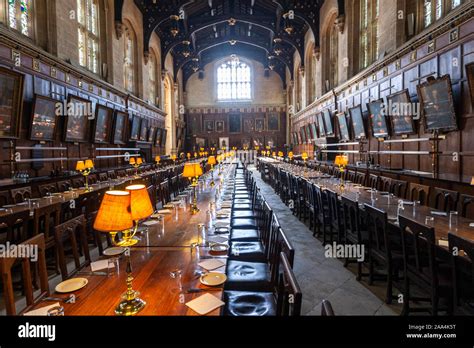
[181,41,191,58]
[191,58,200,72]
[273,38,283,55]
[283,12,295,35]
[170,15,180,37]
[268,55,276,70]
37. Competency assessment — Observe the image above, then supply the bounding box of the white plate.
[200,272,227,287]
[158,209,172,214]
[55,278,88,293]
[103,247,126,256]
[210,244,229,252]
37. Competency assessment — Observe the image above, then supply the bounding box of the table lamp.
[130,157,142,178]
[208,156,217,187]
[288,151,294,161]
[171,154,177,164]
[76,159,94,192]
[94,190,145,316]
[335,154,349,189]
[155,156,161,166]
[194,152,198,159]
[183,163,200,214]
[187,153,191,160]
[126,184,154,234]
[302,152,308,175]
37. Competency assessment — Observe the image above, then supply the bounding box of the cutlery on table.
[185,288,222,294]
[76,271,108,276]
[42,295,77,303]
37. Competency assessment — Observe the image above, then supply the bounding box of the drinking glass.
[173,204,179,221]
[425,216,435,226]
[47,306,65,316]
[107,257,119,276]
[449,211,458,229]
[169,269,183,293]
[412,201,420,217]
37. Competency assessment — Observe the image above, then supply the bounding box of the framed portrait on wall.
[129,115,141,141]
[317,113,326,137]
[337,112,351,142]
[323,109,335,136]
[113,111,128,145]
[306,124,313,142]
[466,63,474,108]
[155,128,162,146]
[219,137,229,150]
[161,129,168,148]
[349,105,367,140]
[386,89,416,135]
[30,95,57,141]
[243,119,255,133]
[215,120,225,133]
[92,105,113,144]
[187,114,201,135]
[64,95,91,143]
[255,118,265,132]
[266,112,280,131]
[148,126,156,143]
[204,120,215,132]
[310,123,318,141]
[229,113,241,133]
[139,118,148,141]
[367,99,390,138]
[0,67,24,139]
[417,75,457,132]
[300,127,307,144]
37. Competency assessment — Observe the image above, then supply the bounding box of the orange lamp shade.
[85,160,94,169]
[155,156,161,163]
[171,154,177,160]
[194,152,198,158]
[126,184,153,221]
[335,155,349,167]
[76,161,85,171]
[136,158,143,165]
[194,163,203,177]
[471,176,474,186]
[182,163,196,178]
[187,153,191,158]
[208,156,217,165]
[288,152,294,159]
[129,157,136,165]
[94,191,133,232]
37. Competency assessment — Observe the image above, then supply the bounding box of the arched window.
[77,0,100,74]
[148,51,157,105]
[7,0,32,37]
[423,0,464,28]
[123,24,136,94]
[360,0,379,70]
[216,58,252,101]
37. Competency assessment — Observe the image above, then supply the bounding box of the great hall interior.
[0,0,473,323]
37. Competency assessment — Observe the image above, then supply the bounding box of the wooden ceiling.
[115,0,345,88]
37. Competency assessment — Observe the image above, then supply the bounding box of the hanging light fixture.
[273,38,283,56]
[283,12,295,35]
[268,55,276,70]
[181,40,191,58]
[229,39,237,46]
[170,15,180,37]
[191,58,200,72]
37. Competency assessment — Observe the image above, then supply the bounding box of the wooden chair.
[355,172,367,186]
[0,233,49,315]
[408,183,431,206]
[346,170,356,183]
[431,187,459,212]
[390,179,408,198]
[147,185,157,211]
[38,183,58,197]
[57,180,72,192]
[54,215,91,280]
[399,215,452,315]
[0,190,11,206]
[98,172,109,182]
[116,170,126,178]
[364,204,403,304]
[313,185,330,239]
[326,189,343,245]
[379,176,392,192]
[341,196,367,280]
[159,180,171,207]
[367,174,379,190]
[0,210,30,244]
[72,177,85,188]
[458,194,474,219]
[448,233,474,314]
[107,170,117,179]
[10,187,32,204]
[321,299,335,316]
[88,174,98,184]
[276,252,302,316]
[33,203,62,273]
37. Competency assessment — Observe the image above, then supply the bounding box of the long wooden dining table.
[274,162,474,245]
[24,165,234,316]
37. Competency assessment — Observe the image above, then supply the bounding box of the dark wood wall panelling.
[0,37,167,180]
[186,109,287,150]
[293,16,474,188]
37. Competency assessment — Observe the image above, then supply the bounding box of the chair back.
[409,183,431,206]
[159,180,171,206]
[33,202,62,247]
[0,190,11,206]
[0,210,30,243]
[321,299,335,316]
[341,196,363,245]
[98,172,108,182]
[448,233,474,309]
[379,177,392,192]
[355,172,366,186]
[0,233,49,315]
[54,215,91,280]
[367,174,379,189]
[399,215,437,285]
[458,194,474,219]
[11,187,32,204]
[391,179,407,198]
[38,183,58,197]
[364,204,391,261]
[276,252,302,316]
[57,180,72,192]
[431,187,459,212]
[327,189,342,237]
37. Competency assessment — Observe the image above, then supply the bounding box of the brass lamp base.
[115,290,146,316]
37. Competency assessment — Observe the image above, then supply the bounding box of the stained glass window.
[77,0,100,74]
[124,26,135,93]
[7,0,31,37]
[148,52,157,105]
[424,0,463,28]
[360,0,379,69]
[217,59,252,101]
